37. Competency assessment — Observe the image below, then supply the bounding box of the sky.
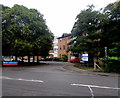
[1,0,117,37]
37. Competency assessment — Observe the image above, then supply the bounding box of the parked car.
[2,56,18,66]
[70,57,79,63]
[2,56,14,61]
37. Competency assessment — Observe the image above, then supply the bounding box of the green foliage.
[2,4,53,57]
[57,57,63,61]
[70,5,105,59]
[62,54,68,62]
[74,63,95,71]
[53,57,63,61]
[72,5,105,37]
[100,57,120,73]
[70,1,120,60]
[108,42,120,57]
[102,1,120,57]
[69,1,120,74]
[102,59,120,73]
[108,57,120,60]
[45,55,68,62]
[45,57,63,61]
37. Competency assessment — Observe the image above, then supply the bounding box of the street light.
[104,47,108,70]
[104,47,107,58]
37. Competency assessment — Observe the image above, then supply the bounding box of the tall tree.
[2,4,53,60]
[70,5,105,58]
[70,1,120,59]
[102,1,120,56]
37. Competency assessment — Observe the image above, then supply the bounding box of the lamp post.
[104,47,107,58]
[105,47,108,69]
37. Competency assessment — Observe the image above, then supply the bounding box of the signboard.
[82,54,88,61]
[3,61,18,65]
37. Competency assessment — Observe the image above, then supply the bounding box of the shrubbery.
[61,54,68,62]
[45,54,68,62]
[102,57,120,73]
[44,57,63,61]
[52,57,63,61]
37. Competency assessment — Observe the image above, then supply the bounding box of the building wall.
[48,36,58,58]
[53,36,58,57]
[58,34,71,61]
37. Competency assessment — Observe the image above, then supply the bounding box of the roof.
[57,33,71,39]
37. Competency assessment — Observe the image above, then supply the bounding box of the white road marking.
[88,86,94,98]
[71,83,120,98]
[71,83,120,90]
[1,76,44,83]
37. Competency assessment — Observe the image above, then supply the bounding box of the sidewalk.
[63,62,120,77]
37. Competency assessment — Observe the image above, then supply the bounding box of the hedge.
[103,59,120,73]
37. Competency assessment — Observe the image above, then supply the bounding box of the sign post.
[82,54,89,67]
[105,47,107,58]
[104,47,108,68]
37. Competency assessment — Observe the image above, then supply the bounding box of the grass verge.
[74,63,102,72]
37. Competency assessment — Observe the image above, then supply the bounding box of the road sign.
[82,54,88,61]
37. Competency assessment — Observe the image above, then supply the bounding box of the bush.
[62,54,68,62]
[44,55,68,62]
[57,57,63,61]
[44,57,63,61]
[103,59,120,73]
[52,57,63,61]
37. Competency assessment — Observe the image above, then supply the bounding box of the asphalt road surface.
[1,61,119,97]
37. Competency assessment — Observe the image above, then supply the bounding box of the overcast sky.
[1,0,116,37]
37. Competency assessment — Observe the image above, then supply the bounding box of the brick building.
[57,33,72,61]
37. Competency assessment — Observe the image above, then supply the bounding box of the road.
[2,62,119,97]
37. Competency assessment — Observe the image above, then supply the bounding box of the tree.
[2,4,53,61]
[70,1,120,60]
[102,1,120,57]
[70,5,105,59]
[72,5,104,37]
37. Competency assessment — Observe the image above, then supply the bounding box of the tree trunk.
[28,56,30,62]
[22,56,24,62]
[33,56,35,62]
[37,56,39,62]
[15,56,17,61]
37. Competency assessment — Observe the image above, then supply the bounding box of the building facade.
[57,33,72,61]
[49,36,58,57]
[53,36,58,57]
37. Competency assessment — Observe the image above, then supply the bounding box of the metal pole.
[105,47,108,69]
[105,47,107,58]
[94,60,96,71]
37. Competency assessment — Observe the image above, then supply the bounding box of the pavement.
[62,62,120,77]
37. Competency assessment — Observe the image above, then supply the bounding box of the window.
[68,36,71,40]
[60,39,62,42]
[54,48,58,51]
[63,38,65,41]
[63,45,66,50]
[54,43,58,46]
